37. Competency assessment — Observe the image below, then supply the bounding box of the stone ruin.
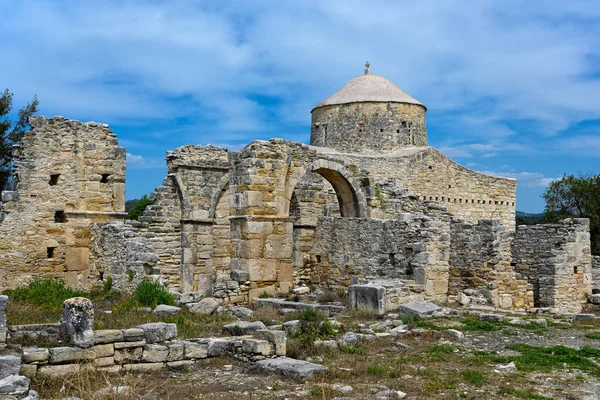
[0,66,594,314]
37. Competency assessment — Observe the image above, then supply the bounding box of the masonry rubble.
[0,66,594,315]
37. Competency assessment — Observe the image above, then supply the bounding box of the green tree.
[542,173,600,255]
[127,194,154,220]
[0,89,39,190]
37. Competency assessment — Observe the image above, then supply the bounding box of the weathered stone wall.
[140,145,231,293]
[307,212,451,302]
[449,220,533,310]
[0,117,126,290]
[593,256,600,291]
[89,222,159,291]
[310,102,427,153]
[512,219,592,313]
[317,146,516,228]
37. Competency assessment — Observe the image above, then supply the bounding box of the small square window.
[100,174,110,183]
[54,211,67,223]
[47,247,56,258]
[49,174,60,186]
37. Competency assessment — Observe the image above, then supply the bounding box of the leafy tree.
[126,194,154,220]
[0,89,39,190]
[542,173,600,255]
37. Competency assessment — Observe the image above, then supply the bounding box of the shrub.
[258,291,271,299]
[5,279,88,311]
[367,364,387,376]
[133,280,174,308]
[340,345,366,355]
[126,194,154,221]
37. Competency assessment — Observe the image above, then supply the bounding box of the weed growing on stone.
[585,331,600,340]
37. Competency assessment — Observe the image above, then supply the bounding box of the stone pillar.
[0,295,7,345]
[231,216,294,300]
[180,222,214,294]
[59,297,94,348]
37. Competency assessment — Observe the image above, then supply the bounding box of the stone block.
[94,329,123,344]
[59,297,94,348]
[65,248,90,272]
[189,298,220,315]
[90,344,114,358]
[399,301,442,318]
[278,262,294,282]
[254,329,286,356]
[137,322,177,343]
[223,321,267,335]
[248,259,278,282]
[114,340,145,349]
[0,356,21,380]
[183,341,208,359]
[142,344,169,363]
[114,347,143,364]
[19,364,37,379]
[255,357,328,380]
[479,314,505,323]
[94,356,115,367]
[0,374,30,397]
[242,339,272,356]
[22,348,49,364]
[37,364,80,379]
[167,360,194,370]
[207,338,234,357]
[348,285,386,315]
[167,342,184,362]
[153,305,182,315]
[122,328,145,342]
[456,292,470,306]
[48,347,91,364]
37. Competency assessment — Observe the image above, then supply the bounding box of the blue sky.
[1,1,600,212]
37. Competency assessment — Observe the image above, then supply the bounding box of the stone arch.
[284,159,366,218]
[169,173,191,220]
[209,173,231,220]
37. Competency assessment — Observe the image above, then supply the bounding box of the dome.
[313,73,425,111]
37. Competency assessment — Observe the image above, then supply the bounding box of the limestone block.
[0,356,21,380]
[242,339,271,356]
[222,321,267,335]
[142,344,169,363]
[189,298,220,315]
[254,329,286,356]
[255,357,328,380]
[249,285,277,300]
[167,342,184,362]
[65,248,90,272]
[248,259,278,282]
[59,297,94,348]
[0,375,30,397]
[122,328,145,342]
[153,305,181,315]
[22,348,49,364]
[90,344,114,358]
[398,301,442,318]
[207,338,234,357]
[137,322,177,343]
[38,364,80,380]
[167,360,194,370]
[114,340,146,349]
[278,262,293,282]
[19,364,37,379]
[48,347,91,364]
[94,329,123,344]
[114,347,143,364]
[348,285,386,315]
[94,356,115,367]
[183,341,208,359]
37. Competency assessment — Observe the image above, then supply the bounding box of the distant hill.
[516,211,544,225]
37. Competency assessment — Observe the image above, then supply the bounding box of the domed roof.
[313,69,425,111]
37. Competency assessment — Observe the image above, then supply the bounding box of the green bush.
[460,370,485,386]
[126,194,154,221]
[367,364,388,376]
[340,345,366,355]
[4,279,88,311]
[133,280,174,308]
[258,291,271,299]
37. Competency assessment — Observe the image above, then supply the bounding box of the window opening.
[49,174,60,186]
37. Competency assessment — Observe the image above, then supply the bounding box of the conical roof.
[313,73,425,110]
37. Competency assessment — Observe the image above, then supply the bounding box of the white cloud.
[126,153,145,167]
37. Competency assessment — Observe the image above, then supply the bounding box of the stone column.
[59,297,94,348]
[230,216,294,300]
[180,222,214,294]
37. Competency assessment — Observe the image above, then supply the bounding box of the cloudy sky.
[2,1,600,212]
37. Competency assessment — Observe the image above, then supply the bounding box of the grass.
[505,343,600,376]
[460,370,485,386]
[3,279,88,312]
[585,331,600,340]
[339,345,366,355]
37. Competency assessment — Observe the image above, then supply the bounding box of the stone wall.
[89,222,159,291]
[449,220,533,310]
[140,145,231,293]
[319,146,516,228]
[592,256,600,290]
[310,102,427,153]
[306,212,451,303]
[512,219,592,313]
[0,117,126,290]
